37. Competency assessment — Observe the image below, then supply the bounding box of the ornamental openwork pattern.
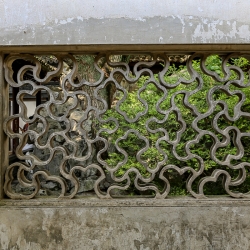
[3,52,250,199]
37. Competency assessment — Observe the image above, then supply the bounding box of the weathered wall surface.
[1,199,250,250]
[0,0,250,45]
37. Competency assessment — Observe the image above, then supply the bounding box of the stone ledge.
[1,196,250,208]
[1,44,250,53]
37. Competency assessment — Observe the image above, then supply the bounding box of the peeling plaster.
[1,15,250,45]
[1,0,250,28]
[0,0,250,45]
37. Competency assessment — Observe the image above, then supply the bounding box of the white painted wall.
[0,0,250,45]
[1,0,249,26]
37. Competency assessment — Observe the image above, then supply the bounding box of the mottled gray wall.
[0,0,250,45]
[1,198,250,250]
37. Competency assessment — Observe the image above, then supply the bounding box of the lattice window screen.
[3,53,250,199]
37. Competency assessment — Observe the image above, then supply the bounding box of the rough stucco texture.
[0,204,250,250]
[0,0,250,45]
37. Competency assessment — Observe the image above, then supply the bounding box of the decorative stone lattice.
[3,53,250,199]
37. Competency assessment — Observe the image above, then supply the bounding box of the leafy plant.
[100,55,250,196]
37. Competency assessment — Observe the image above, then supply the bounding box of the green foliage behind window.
[100,55,250,195]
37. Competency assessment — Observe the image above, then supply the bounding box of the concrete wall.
[1,198,250,250]
[0,0,250,45]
